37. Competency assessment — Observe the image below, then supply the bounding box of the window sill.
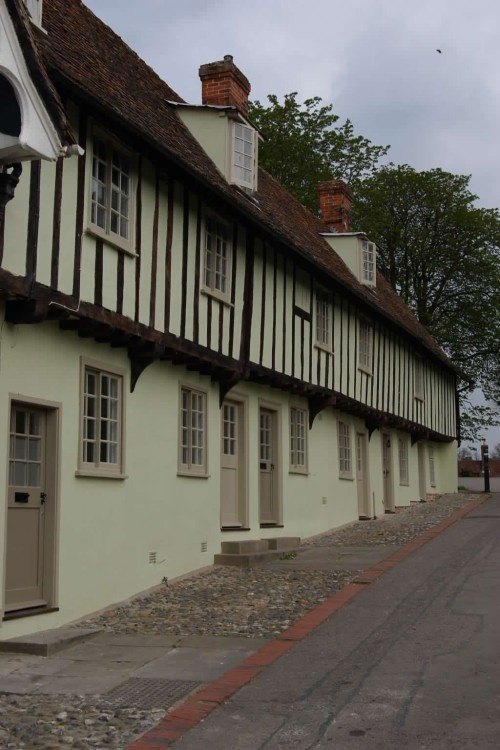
[201,288,233,307]
[358,365,373,376]
[177,470,210,479]
[339,474,354,481]
[414,394,425,402]
[75,469,128,480]
[315,343,333,354]
[85,226,138,257]
[399,481,410,487]
[289,468,309,476]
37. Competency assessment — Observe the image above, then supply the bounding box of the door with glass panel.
[220,400,245,527]
[6,405,48,611]
[259,408,279,524]
[382,432,395,513]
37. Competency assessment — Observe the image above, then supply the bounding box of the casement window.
[231,122,257,190]
[414,357,424,400]
[179,387,207,475]
[90,136,133,250]
[80,362,124,477]
[290,406,307,473]
[204,216,231,301]
[361,241,376,286]
[428,446,436,487]
[338,420,353,478]
[358,318,373,373]
[398,437,409,485]
[316,289,332,350]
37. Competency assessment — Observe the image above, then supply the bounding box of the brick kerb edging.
[127,494,487,749]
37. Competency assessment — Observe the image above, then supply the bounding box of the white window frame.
[414,357,425,400]
[178,385,208,477]
[338,419,353,479]
[77,358,126,478]
[203,214,232,303]
[88,133,135,253]
[398,437,409,486]
[230,121,257,191]
[24,0,43,25]
[428,445,436,487]
[360,240,376,286]
[315,288,333,351]
[289,405,308,474]
[358,317,373,373]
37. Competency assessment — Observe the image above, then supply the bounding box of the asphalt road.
[174,494,500,749]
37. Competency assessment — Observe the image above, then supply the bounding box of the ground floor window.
[179,386,207,475]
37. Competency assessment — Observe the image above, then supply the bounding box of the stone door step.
[215,537,301,567]
[0,626,102,656]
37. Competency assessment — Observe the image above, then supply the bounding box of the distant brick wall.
[458,459,500,477]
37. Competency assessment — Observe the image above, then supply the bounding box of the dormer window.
[24,0,43,26]
[231,122,257,191]
[361,241,376,285]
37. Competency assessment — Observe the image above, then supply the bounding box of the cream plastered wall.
[177,108,229,177]
[0,313,458,639]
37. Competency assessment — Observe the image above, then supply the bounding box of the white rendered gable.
[0,0,62,164]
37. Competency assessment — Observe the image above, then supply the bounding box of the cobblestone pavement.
[1,492,482,749]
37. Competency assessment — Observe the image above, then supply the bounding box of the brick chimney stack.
[199,55,251,117]
[318,180,353,233]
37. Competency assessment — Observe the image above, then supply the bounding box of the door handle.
[40,492,47,505]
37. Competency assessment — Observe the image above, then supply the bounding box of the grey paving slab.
[51,659,140,676]
[59,643,171,663]
[12,657,74,676]
[134,646,258,681]
[33,672,125,694]
[0,673,44,694]
[178,634,269,650]
[91,632,182,648]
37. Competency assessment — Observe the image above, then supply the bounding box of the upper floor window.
[315,289,332,351]
[414,357,424,400]
[90,137,133,251]
[361,241,376,286]
[398,437,409,485]
[358,318,373,373]
[338,420,352,478]
[231,122,257,190]
[79,360,125,477]
[204,216,231,301]
[290,406,307,473]
[24,0,42,25]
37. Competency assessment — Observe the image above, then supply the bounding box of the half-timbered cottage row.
[0,0,459,636]
[1,107,457,440]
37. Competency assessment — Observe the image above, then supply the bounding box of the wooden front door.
[382,432,395,513]
[5,405,49,611]
[259,408,279,525]
[220,400,245,527]
[418,443,426,501]
[356,432,370,519]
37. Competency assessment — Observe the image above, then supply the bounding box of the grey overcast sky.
[83,0,500,210]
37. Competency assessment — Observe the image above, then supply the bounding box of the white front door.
[382,432,395,513]
[356,432,370,518]
[220,400,245,527]
[259,408,280,525]
[5,405,48,611]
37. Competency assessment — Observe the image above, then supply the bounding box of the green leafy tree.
[353,165,500,439]
[490,442,500,459]
[248,93,389,214]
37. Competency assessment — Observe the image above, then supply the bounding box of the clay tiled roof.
[32,0,456,372]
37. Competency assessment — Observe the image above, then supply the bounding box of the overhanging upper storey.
[0,0,64,165]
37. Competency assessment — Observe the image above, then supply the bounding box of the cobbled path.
[1,492,482,749]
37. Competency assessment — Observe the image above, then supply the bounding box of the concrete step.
[266,537,301,551]
[221,540,269,554]
[0,626,102,656]
[215,549,295,567]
